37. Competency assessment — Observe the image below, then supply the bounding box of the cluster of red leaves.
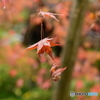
[26,10,67,88]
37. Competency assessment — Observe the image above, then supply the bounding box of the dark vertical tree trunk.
[52,0,89,100]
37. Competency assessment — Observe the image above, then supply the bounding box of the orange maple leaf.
[26,37,60,61]
[38,9,63,21]
[51,67,66,81]
[50,64,67,81]
[44,64,66,89]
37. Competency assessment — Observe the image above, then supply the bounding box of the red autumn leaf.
[52,67,67,78]
[51,68,66,81]
[26,37,60,61]
[44,64,67,89]
[50,63,67,81]
[38,9,63,21]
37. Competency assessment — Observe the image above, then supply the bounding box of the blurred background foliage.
[0,0,100,100]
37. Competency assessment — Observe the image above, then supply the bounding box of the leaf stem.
[41,22,43,40]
